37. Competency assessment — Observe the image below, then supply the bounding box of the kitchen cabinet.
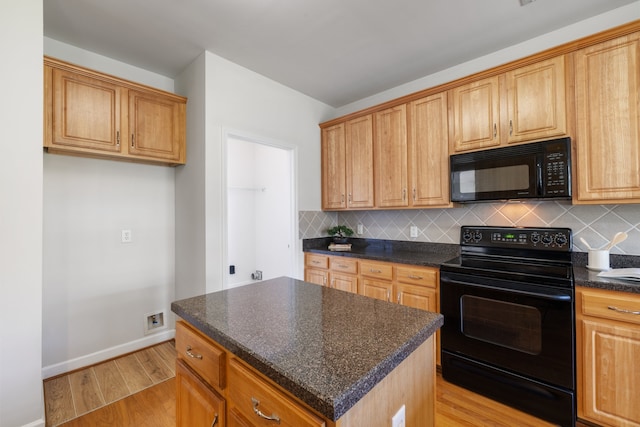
[450,76,501,152]
[304,253,359,293]
[450,56,569,153]
[176,360,225,427]
[574,32,640,203]
[576,287,640,427]
[44,56,186,166]
[176,320,328,427]
[408,92,452,207]
[374,105,408,207]
[504,56,568,144]
[321,115,374,210]
[304,253,329,286]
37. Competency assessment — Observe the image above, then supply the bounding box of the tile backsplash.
[299,201,640,255]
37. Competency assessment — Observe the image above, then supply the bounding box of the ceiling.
[44,0,638,108]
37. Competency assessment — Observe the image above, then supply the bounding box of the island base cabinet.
[176,360,226,427]
[228,358,326,427]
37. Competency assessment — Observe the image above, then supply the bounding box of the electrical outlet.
[121,229,132,243]
[410,226,418,238]
[392,405,406,427]
[357,223,364,235]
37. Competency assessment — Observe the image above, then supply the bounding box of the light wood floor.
[43,341,176,427]
[46,343,591,426]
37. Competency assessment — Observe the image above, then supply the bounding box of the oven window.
[460,295,542,355]
[459,164,530,193]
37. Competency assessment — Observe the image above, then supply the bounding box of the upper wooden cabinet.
[450,76,501,152]
[44,56,186,166]
[504,56,568,144]
[408,92,452,208]
[321,115,374,210]
[450,56,569,153]
[375,105,408,208]
[574,32,640,203]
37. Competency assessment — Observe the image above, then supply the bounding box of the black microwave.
[450,138,572,203]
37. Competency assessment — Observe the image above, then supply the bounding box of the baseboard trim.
[42,329,175,379]
[21,418,45,427]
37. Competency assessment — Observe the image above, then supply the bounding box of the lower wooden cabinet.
[576,287,640,427]
[176,359,225,427]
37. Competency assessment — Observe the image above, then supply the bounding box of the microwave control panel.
[543,141,571,196]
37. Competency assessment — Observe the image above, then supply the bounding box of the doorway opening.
[224,132,296,289]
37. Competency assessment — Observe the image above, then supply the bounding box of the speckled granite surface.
[171,276,443,421]
[305,238,640,294]
[303,237,459,267]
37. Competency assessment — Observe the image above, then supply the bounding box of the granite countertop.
[171,276,443,421]
[304,237,640,294]
[303,237,459,268]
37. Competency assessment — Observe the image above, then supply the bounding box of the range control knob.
[541,234,553,245]
[473,231,483,242]
[555,233,568,246]
[530,233,540,244]
[462,230,473,242]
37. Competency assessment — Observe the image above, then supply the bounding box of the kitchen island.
[171,276,443,426]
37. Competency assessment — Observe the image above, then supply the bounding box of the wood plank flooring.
[46,342,592,427]
[43,341,176,427]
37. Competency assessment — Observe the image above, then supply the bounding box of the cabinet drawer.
[175,321,226,390]
[329,256,357,274]
[228,358,326,427]
[396,266,438,288]
[359,260,393,280]
[305,253,329,269]
[580,289,640,326]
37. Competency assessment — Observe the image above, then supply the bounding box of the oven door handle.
[443,278,572,302]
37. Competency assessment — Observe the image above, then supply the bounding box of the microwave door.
[452,157,538,201]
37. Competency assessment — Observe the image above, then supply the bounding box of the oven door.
[440,270,574,389]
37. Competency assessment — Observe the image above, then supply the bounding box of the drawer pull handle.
[251,397,281,423]
[210,414,219,427]
[408,275,423,280]
[370,268,382,273]
[338,264,348,268]
[186,345,203,359]
[608,305,640,315]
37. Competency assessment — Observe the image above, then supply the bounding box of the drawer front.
[175,321,226,390]
[329,256,358,274]
[580,289,640,326]
[396,266,438,288]
[305,253,329,269]
[228,358,326,427]
[176,359,225,427]
[359,260,393,280]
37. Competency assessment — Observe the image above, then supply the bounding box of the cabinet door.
[575,32,640,203]
[49,67,122,153]
[360,278,393,302]
[408,93,451,207]
[128,90,186,163]
[451,76,501,152]
[321,123,347,209]
[396,283,437,311]
[176,360,225,427]
[345,115,375,208]
[330,272,358,294]
[505,56,568,143]
[304,268,327,287]
[581,319,640,426]
[375,105,408,207]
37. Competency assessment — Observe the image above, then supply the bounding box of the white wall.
[41,40,177,376]
[0,2,45,426]
[334,1,640,118]
[175,52,334,293]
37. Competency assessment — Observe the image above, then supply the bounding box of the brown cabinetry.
[574,32,640,203]
[321,115,374,210]
[408,92,452,207]
[44,56,186,166]
[576,287,640,426]
[176,360,225,427]
[374,105,408,208]
[450,56,569,153]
